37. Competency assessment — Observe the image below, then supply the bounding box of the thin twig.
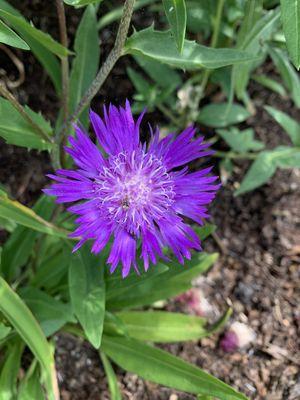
[0,82,51,142]
[55,0,69,124]
[54,0,69,169]
[0,44,25,89]
[57,0,135,142]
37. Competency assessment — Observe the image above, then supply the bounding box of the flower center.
[94,150,175,234]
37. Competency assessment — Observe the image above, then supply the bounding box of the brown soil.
[0,3,299,400]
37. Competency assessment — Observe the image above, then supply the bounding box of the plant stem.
[58,0,135,142]
[157,103,181,127]
[55,0,69,124]
[55,0,69,169]
[213,150,257,160]
[0,82,51,142]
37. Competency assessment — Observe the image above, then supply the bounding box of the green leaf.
[0,341,23,400]
[0,322,11,341]
[0,98,53,151]
[194,223,216,241]
[69,246,105,348]
[20,287,74,337]
[0,9,70,58]
[272,146,300,168]
[280,0,300,69]
[102,336,247,399]
[233,8,280,99]
[235,146,300,195]
[100,352,121,400]
[0,216,16,232]
[125,27,259,70]
[17,362,45,400]
[198,103,250,128]
[0,194,70,238]
[107,253,218,310]
[264,105,300,146]
[217,127,265,152]
[186,1,211,36]
[0,195,56,282]
[69,4,100,126]
[106,262,169,301]
[64,0,101,6]
[163,0,187,53]
[0,277,58,400]
[0,19,29,49]
[252,74,287,97]
[134,54,182,89]
[127,67,160,111]
[114,309,231,343]
[268,46,300,107]
[30,245,69,291]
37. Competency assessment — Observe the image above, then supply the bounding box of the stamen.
[94,149,175,234]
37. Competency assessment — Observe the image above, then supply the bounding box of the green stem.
[213,150,257,160]
[57,0,135,142]
[157,103,182,127]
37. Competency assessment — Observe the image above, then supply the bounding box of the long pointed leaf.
[0,277,58,400]
[102,336,247,400]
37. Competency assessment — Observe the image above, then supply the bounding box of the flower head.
[45,101,219,277]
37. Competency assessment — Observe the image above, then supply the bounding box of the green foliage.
[236,146,300,195]
[20,287,74,337]
[1,0,300,398]
[69,246,105,348]
[0,341,23,400]
[100,352,122,400]
[0,195,56,281]
[106,253,218,310]
[198,103,250,128]
[0,9,70,58]
[268,46,300,107]
[0,98,53,150]
[64,0,101,6]
[0,192,69,238]
[0,19,29,49]
[0,277,57,400]
[233,7,280,99]
[280,0,300,69]
[264,106,300,146]
[217,128,265,152]
[17,362,44,400]
[0,323,11,341]
[102,336,247,399]
[69,4,100,125]
[163,0,187,53]
[113,309,231,342]
[125,27,259,70]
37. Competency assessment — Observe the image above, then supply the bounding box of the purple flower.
[44,101,219,277]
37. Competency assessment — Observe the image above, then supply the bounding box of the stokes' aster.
[45,101,219,277]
